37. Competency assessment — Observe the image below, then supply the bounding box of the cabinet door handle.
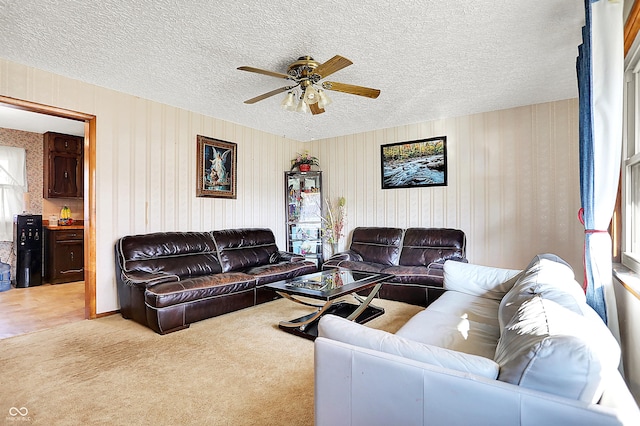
[70,251,74,261]
[64,171,69,179]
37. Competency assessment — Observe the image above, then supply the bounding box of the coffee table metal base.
[277,301,384,340]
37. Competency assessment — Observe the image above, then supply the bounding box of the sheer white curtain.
[0,146,27,241]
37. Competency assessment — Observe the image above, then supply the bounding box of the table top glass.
[266,268,393,300]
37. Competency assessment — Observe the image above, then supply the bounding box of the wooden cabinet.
[45,228,84,284]
[43,132,84,198]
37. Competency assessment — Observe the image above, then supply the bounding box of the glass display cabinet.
[285,171,323,267]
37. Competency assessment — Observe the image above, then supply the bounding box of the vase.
[298,164,311,172]
[331,243,339,255]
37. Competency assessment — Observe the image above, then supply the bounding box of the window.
[0,146,27,241]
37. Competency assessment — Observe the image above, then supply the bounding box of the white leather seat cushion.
[318,314,500,379]
[396,291,501,359]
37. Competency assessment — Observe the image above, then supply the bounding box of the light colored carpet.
[0,297,422,425]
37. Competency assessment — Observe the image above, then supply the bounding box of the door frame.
[0,95,97,319]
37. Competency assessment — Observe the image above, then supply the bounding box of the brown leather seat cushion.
[213,228,280,272]
[349,227,403,265]
[118,231,222,279]
[398,228,466,266]
[145,272,255,308]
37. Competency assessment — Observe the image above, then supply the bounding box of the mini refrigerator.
[13,214,43,288]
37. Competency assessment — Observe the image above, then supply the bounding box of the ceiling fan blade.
[322,81,381,99]
[237,66,291,80]
[309,103,325,115]
[313,55,353,79]
[244,86,294,104]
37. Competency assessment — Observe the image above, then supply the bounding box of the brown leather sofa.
[322,227,467,306]
[115,228,317,334]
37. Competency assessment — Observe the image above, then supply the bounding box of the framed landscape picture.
[196,135,237,198]
[381,136,447,189]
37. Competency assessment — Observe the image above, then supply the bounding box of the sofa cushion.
[213,228,280,273]
[117,231,222,279]
[497,254,585,333]
[494,294,621,404]
[443,261,522,300]
[332,260,389,274]
[382,265,443,285]
[318,314,500,379]
[494,254,620,403]
[398,228,466,266]
[396,291,501,359]
[349,227,403,266]
[144,272,256,308]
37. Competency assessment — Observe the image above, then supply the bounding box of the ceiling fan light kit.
[238,55,380,115]
[281,92,297,111]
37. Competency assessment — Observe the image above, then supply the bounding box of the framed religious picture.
[380,136,447,189]
[196,135,237,198]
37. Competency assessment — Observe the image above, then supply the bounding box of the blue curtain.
[577,0,606,321]
[576,0,624,326]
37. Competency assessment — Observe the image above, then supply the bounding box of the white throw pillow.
[443,260,522,300]
[318,314,500,379]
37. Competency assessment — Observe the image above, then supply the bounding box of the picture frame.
[381,136,447,189]
[196,135,237,198]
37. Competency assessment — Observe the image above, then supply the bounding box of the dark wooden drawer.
[53,230,83,241]
[45,228,84,284]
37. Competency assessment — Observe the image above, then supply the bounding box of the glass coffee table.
[264,268,393,340]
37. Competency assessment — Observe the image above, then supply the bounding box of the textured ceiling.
[0,0,584,142]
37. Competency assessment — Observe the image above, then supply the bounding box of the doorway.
[0,95,96,328]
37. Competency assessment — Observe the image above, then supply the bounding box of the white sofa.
[314,254,640,425]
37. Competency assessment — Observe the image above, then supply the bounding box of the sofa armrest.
[314,337,632,426]
[428,255,468,268]
[271,251,306,263]
[322,250,363,269]
[443,260,522,300]
[119,270,179,288]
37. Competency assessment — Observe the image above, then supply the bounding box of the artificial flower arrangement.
[322,196,346,252]
[290,150,320,171]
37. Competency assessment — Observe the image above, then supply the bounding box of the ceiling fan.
[237,55,380,115]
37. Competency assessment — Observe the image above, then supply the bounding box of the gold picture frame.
[196,135,237,198]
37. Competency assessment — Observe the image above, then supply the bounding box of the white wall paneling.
[310,99,583,273]
[1,57,582,312]
[1,58,302,313]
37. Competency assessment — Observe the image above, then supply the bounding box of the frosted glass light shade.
[318,90,332,108]
[281,92,296,110]
[303,85,319,105]
[296,99,309,113]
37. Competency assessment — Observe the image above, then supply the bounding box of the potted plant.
[290,151,319,172]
